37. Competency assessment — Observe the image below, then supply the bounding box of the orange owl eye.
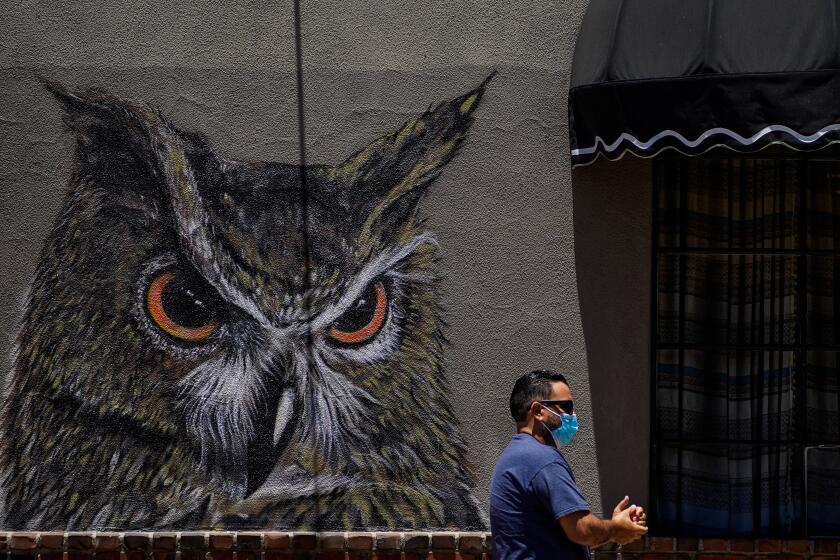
[328,281,388,345]
[146,270,222,343]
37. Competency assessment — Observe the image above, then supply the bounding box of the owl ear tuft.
[336,72,494,244]
[41,78,87,111]
[42,78,216,206]
[43,78,160,143]
[42,79,224,262]
[43,80,192,222]
[44,79,168,180]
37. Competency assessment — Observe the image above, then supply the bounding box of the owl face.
[0,77,490,529]
[131,157,442,496]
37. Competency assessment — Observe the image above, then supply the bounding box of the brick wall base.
[2,533,839,560]
[0,532,490,560]
[597,537,840,560]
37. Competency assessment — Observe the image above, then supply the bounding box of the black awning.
[569,0,840,167]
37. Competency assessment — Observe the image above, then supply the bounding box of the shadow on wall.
[571,156,653,516]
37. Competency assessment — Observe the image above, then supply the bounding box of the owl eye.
[145,270,222,343]
[328,280,388,345]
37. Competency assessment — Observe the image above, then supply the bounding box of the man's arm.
[559,497,648,547]
[559,511,619,547]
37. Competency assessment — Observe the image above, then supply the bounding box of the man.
[490,370,647,560]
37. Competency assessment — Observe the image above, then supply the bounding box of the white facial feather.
[178,350,266,497]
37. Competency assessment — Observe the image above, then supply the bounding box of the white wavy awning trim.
[571,123,840,158]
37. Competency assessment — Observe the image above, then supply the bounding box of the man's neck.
[517,423,550,446]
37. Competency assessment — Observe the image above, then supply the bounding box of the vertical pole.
[650,157,662,530]
[677,159,687,531]
[292,0,321,530]
[797,157,808,536]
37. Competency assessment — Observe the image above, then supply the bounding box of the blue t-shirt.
[489,433,591,560]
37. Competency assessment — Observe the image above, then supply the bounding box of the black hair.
[509,369,569,423]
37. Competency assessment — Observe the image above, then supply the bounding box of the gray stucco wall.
[0,0,653,525]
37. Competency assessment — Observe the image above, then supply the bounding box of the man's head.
[510,370,574,431]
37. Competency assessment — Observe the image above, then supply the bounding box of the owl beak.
[272,390,295,446]
[246,387,298,496]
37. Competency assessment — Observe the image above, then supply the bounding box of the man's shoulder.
[494,434,566,478]
[506,433,564,458]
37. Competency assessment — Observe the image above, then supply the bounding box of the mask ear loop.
[541,406,560,427]
[543,406,573,425]
[541,404,559,416]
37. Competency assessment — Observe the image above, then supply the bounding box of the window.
[652,153,840,537]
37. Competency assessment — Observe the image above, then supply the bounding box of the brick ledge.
[1,532,492,559]
[1,533,839,559]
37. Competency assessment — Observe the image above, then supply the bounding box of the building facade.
[0,0,837,556]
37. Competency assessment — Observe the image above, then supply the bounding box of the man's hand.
[630,505,647,527]
[610,496,648,545]
[559,496,647,548]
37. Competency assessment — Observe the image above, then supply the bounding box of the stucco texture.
[0,0,654,526]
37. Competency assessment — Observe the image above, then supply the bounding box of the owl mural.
[0,76,491,530]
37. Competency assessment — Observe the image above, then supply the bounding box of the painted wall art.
[0,76,492,530]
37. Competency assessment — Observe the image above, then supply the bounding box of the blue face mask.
[542,407,578,447]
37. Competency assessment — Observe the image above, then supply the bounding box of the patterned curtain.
[654,156,840,536]
[804,162,840,536]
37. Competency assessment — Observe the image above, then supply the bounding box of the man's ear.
[334,72,495,247]
[530,400,545,422]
